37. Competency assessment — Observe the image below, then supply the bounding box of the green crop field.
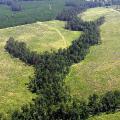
[65,7,120,100]
[0,20,80,118]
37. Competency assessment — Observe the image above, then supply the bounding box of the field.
[88,112,120,120]
[0,20,80,117]
[65,7,120,100]
[0,0,65,28]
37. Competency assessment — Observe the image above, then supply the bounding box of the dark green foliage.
[86,91,120,115]
[88,94,101,115]
[100,91,120,113]
[56,1,102,21]
[11,90,120,120]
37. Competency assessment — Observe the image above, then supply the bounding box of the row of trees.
[4,1,119,120]
[56,1,102,21]
[91,0,120,5]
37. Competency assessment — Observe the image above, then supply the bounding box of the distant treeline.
[56,1,102,21]
[3,0,120,120]
[0,0,64,29]
[0,0,46,12]
[0,0,22,11]
[112,0,120,5]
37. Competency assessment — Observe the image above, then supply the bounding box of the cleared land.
[65,7,120,100]
[88,111,120,120]
[0,20,80,117]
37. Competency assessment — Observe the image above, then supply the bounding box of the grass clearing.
[88,112,120,120]
[1,20,80,52]
[0,49,34,118]
[0,20,80,117]
[65,7,120,100]
[80,7,112,21]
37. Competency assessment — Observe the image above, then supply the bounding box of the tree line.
[56,1,102,21]
[0,0,65,29]
[3,1,120,120]
[0,0,22,11]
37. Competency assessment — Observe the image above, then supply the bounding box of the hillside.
[0,2,120,119]
[65,7,120,99]
[0,20,80,117]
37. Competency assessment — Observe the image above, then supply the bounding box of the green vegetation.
[0,0,65,28]
[4,2,106,118]
[5,10,120,119]
[88,112,120,120]
[80,7,112,21]
[0,42,34,118]
[0,20,80,117]
[1,20,80,52]
[1,2,120,119]
[65,7,120,99]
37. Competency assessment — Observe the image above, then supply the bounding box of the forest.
[0,0,64,28]
[2,1,120,120]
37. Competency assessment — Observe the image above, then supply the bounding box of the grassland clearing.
[88,112,120,120]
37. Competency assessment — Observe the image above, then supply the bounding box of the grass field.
[88,112,120,120]
[0,20,80,117]
[0,0,65,28]
[80,7,112,21]
[65,7,120,100]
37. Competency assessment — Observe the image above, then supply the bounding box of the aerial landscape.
[0,0,120,119]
